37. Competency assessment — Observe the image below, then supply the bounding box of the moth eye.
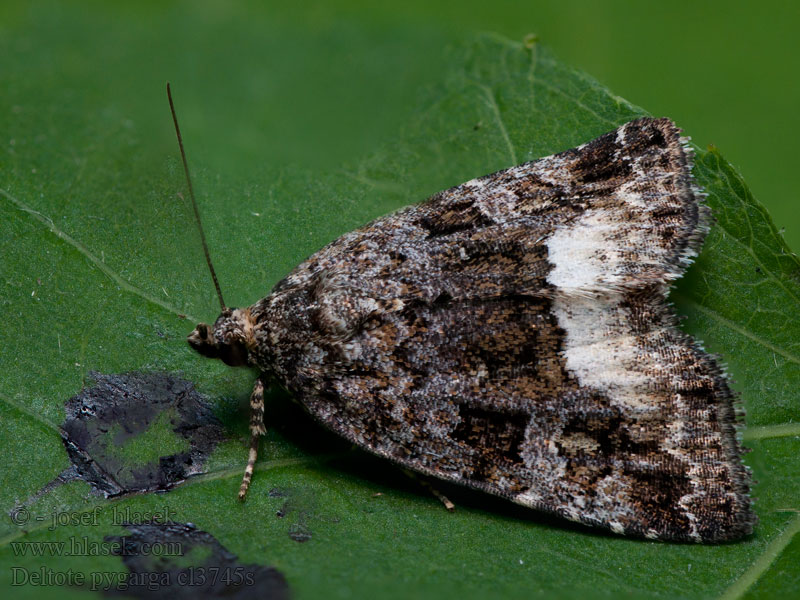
[219,341,248,367]
[197,323,210,339]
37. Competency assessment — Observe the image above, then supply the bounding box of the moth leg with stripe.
[240,375,267,500]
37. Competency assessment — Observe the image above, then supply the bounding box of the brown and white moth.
[168,86,755,542]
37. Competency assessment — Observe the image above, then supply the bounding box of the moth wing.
[267,118,754,541]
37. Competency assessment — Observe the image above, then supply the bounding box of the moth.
[168,85,755,542]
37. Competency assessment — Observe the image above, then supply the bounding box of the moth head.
[187,308,253,367]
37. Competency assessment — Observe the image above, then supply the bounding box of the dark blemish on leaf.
[58,372,224,497]
[269,487,339,543]
[275,496,310,542]
[287,522,312,543]
[103,521,288,599]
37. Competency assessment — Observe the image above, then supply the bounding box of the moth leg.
[238,376,266,501]
[402,468,455,512]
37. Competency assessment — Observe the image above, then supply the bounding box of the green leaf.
[1,6,798,600]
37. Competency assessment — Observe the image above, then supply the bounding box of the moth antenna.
[166,82,227,312]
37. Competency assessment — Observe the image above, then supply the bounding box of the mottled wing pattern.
[255,118,754,542]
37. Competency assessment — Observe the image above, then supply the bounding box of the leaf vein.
[469,80,518,165]
[0,187,196,322]
[718,512,800,600]
[676,295,800,366]
[0,390,61,433]
[706,175,800,306]
[743,423,800,441]
[533,77,617,127]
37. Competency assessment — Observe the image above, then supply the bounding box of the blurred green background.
[3,0,798,251]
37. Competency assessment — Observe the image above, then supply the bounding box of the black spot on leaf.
[103,521,288,599]
[60,372,224,497]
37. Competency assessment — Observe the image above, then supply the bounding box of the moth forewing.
[171,100,754,543]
